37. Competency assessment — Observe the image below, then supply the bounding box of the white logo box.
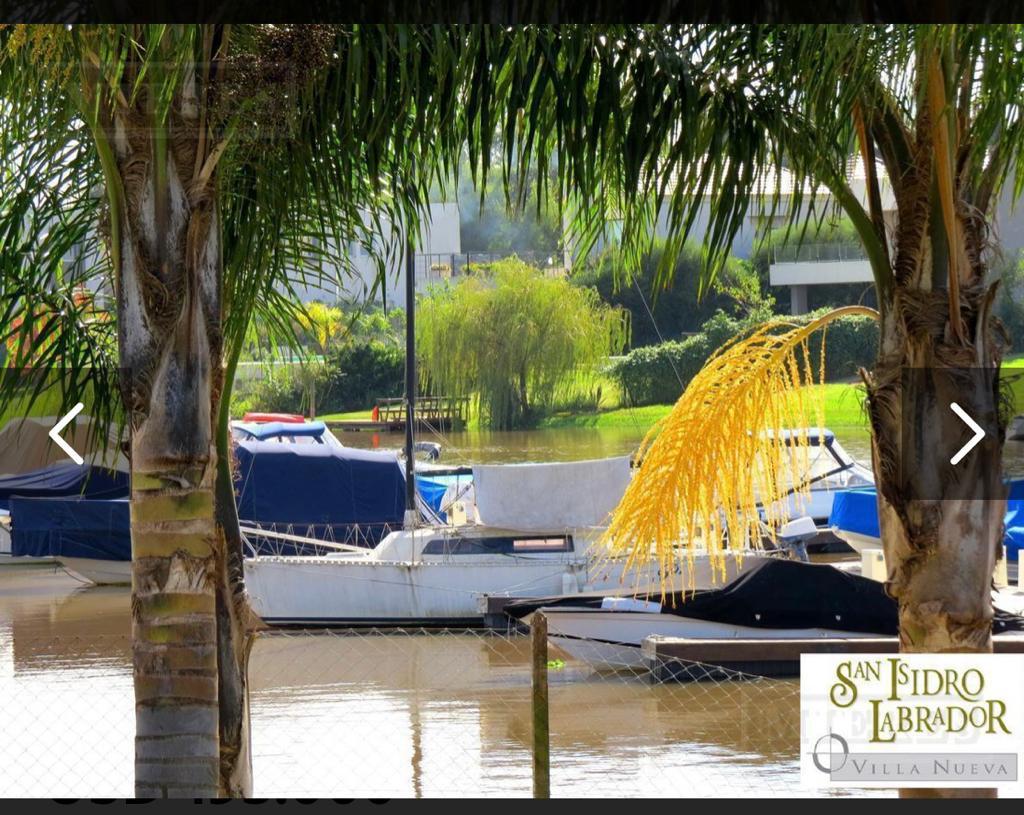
[800,653,1024,792]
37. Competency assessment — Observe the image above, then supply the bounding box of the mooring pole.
[532,611,551,798]
[403,235,417,529]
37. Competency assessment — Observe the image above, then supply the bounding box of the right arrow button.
[949,401,986,466]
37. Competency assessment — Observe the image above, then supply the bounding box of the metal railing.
[770,242,869,264]
[242,521,397,557]
[414,252,565,286]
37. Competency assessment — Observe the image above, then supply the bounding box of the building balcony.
[768,243,874,314]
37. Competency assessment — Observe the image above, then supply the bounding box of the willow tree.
[417,258,628,428]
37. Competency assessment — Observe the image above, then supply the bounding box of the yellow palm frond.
[601,305,879,593]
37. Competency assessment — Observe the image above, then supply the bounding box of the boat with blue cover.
[5,421,452,584]
[0,462,129,566]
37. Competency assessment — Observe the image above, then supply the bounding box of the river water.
[7,422,1018,798]
[0,567,822,798]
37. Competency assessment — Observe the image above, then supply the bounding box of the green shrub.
[232,365,335,417]
[610,308,878,406]
[320,342,404,413]
[995,251,1024,349]
[804,309,879,381]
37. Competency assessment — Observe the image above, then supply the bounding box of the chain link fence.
[0,625,856,798]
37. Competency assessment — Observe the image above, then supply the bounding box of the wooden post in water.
[532,612,551,798]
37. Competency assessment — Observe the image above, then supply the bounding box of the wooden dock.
[642,635,1024,681]
[326,396,469,432]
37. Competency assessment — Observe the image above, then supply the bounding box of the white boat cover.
[472,455,631,531]
[0,416,127,476]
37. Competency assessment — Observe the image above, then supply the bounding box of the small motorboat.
[6,496,130,583]
[0,461,129,570]
[505,558,1024,671]
[757,429,873,553]
[830,481,1024,565]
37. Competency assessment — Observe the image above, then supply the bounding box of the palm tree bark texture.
[96,80,253,799]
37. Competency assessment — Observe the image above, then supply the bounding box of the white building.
[761,162,1024,314]
[583,159,1024,315]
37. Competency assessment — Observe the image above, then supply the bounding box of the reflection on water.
[336,425,653,465]
[0,567,835,798]
[249,631,805,798]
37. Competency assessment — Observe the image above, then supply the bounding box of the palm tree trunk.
[864,283,1003,797]
[114,133,254,796]
[214,339,259,796]
[865,283,1004,654]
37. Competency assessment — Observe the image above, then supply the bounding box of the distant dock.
[326,396,469,433]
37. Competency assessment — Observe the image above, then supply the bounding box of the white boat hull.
[56,557,132,586]
[541,607,880,670]
[244,552,770,626]
[831,527,881,554]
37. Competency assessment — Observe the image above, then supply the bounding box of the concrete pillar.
[790,284,809,315]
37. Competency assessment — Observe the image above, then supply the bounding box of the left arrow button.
[49,402,85,465]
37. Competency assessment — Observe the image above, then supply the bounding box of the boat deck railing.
[242,522,395,558]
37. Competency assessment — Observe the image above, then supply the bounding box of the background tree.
[417,259,628,428]
[575,240,769,347]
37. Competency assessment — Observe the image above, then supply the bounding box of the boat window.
[513,537,572,552]
[422,535,573,555]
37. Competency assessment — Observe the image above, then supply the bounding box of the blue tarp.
[417,477,448,520]
[11,496,130,561]
[9,444,448,560]
[830,480,1024,562]
[0,462,128,512]
[828,488,880,540]
[233,440,407,544]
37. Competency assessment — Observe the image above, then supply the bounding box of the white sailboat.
[243,454,774,625]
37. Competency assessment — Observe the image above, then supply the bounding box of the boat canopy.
[831,479,1024,562]
[7,444,449,561]
[233,440,408,542]
[665,559,1024,635]
[0,462,129,512]
[232,420,330,442]
[9,496,130,561]
[472,456,631,531]
[506,559,1024,635]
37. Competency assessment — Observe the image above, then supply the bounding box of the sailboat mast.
[403,236,417,528]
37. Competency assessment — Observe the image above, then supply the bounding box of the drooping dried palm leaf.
[600,305,879,593]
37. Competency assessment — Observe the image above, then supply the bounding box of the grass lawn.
[540,382,870,430]
[317,409,374,422]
